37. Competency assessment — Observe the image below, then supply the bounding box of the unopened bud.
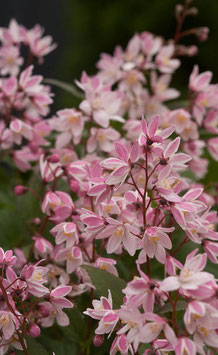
[93,335,104,347]
[14,185,28,196]
[31,218,41,225]
[196,27,209,42]
[187,45,198,56]
[40,306,50,317]
[29,142,38,154]
[29,323,41,338]
[175,4,184,17]
[187,7,198,16]
[47,154,60,163]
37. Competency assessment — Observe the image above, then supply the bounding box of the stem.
[174,0,192,44]
[129,170,143,198]
[172,235,189,256]
[0,278,29,354]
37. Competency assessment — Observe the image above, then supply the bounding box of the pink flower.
[76,72,124,128]
[158,137,192,171]
[39,302,70,327]
[110,334,132,355]
[95,257,118,276]
[10,119,33,144]
[150,71,180,101]
[42,191,74,223]
[33,236,53,259]
[84,290,114,320]
[86,127,120,153]
[0,311,18,340]
[50,109,85,147]
[189,65,212,92]
[96,217,139,256]
[56,246,83,273]
[101,140,141,186]
[207,137,218,161]
[161,249,214,292]
[204,109,218,134]
[169,109,191,134]
[138,114,175,150]
[139,313,176,346]
[117,307,146,351]
[26,25,57,59]
[175,337,196,355]
[0,248,17,267]
[142,226,173,264]
[50,222,79,248]
[203,241,218,263]
[20,263,49,297]
[0,45,23,76]
[155,44,180,73]
[50,285,73,309]
[123,267,165,312]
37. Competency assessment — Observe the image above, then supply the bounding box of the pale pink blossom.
[0,311,18,340]
[161,249,214,292]
[0,45,23,76]
[56,246,83,273]
[142,226,173,263]
[155,44,180,73]
[189,65,212,92]
[86,127,120,153]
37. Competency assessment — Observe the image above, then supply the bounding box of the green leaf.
[61,307,87,344]
[15,336,49,355]
[156,300,186,314]
[43,78,84,99]
[83,265,126,308]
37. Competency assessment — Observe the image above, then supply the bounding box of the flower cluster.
[0,1,217,354]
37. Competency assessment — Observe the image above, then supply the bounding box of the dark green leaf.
[61,307,87,344]
[83,265,126,308]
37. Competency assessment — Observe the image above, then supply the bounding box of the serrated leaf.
[156,300,186,314]
[43,78,84,99]
[83,265,126,308]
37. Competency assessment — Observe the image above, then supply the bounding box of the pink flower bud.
[40,306,50,317]
[47,154,60,163]
[196,27,209,42]
[93,335,104,347]
[29,142,39,154]
[14,185,28,196]
[31,218,41,225]
[29,323,41,338]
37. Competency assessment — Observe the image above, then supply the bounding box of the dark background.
[1,0,218,110]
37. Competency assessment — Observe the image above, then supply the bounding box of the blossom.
[76,72,124,128]
[101,140,141,187]
[0,311,18,340]
[155,44,180,73]
[96,217,139,256]
[189,65,212,92]
[56,246,83,273]
[161,249,214,292]
[142,226,173,263]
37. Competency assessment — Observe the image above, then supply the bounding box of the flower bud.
[29,323,41,338]
[29,142,38,154]
[196,27,209,42]
[14,185,28,196]
[40,306,50,317]
[47,154,60,163]
[93,335,104,347]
